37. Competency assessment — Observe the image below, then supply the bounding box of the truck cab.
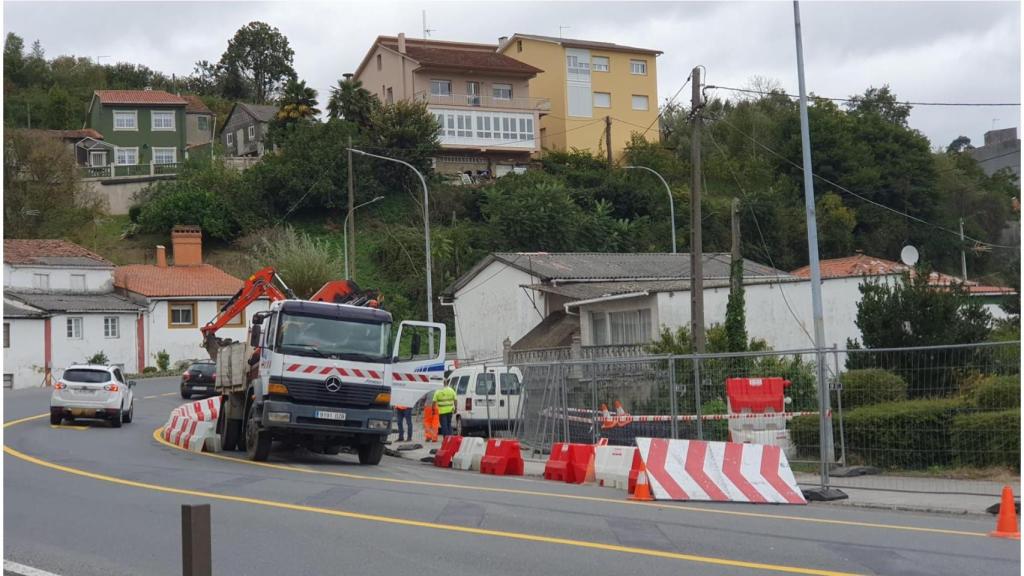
[219,299,445,463]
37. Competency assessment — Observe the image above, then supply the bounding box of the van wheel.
[245,401,270,461]
[358,440,384,465]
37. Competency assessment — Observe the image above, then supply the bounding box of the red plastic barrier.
[433,435,463,468]
[627,448,643,494]
[566,443,596,484]
[726,377,790,413]
[543,443,571,482]
[480,438,524,476]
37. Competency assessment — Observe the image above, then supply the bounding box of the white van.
[447,365,524,436]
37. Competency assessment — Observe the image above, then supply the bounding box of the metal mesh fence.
[507,341,1020,496]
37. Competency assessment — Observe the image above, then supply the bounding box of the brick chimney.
[155,245,167,268]
[171,225,203,266]
[397,32,406,54]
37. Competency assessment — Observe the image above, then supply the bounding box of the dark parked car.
[180,361,217,399]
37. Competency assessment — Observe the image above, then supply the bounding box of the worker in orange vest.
[423,403,439,442]
[394,404,413,442]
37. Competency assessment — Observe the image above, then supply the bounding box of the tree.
[275,78,320,125]
[946,135,973,154]
[3,130,104,239]
[481,171,583,251]
[364,100,440,195]
[4,32,25,86]
[724,257,748,352]
[327,76,376,127]
[845,85,912,127]
[217,21,296,104]
[815,192,856,258]
[43,86,79,129]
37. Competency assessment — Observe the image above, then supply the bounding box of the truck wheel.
[244,401,271,461]
[223,420,242,451]
[357,440,385,465]
[323,444,340,456]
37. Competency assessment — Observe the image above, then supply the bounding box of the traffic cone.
[630,460,654,501]
[600,403,615,429]
[989,485,1020,539]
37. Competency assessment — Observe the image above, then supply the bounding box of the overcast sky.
[4,1,1020,148]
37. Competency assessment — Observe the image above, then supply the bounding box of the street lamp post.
[624,165,676,253]
[343,195,384,279]
[346,148,435,352]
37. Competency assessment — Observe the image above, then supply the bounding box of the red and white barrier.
[452,437,487,471]
[594,445,636,489]
[162,397,221,453]
[635,437,806,505]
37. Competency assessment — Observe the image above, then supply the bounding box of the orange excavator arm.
[200,266,296,358]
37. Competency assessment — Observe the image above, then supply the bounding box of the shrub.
[970,376,1020,411]
[128,205,142,223]
[701,398,729,442]
[842,398,966,469]
[87,351,109,365]
[789,414,825,459]
[250,226,342,299]
[951,409,1020,470]
[137,186,239,242]
[142,366,157,374]
[155,350,170,372]
[838,369,908,409]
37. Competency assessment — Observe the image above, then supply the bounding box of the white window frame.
[152,147,177,165]
[89,151,107,167]
[66,317,83,340]
[631,95,649,111]
[32,273,49,290]
[115,147,139,166]
[197,115,209,132]
[430,79,452,97]
[630,59,648,75]
[248,125,255,139]
[151,110,176,131]
[493,83,513,101]
[593,92,611,108]
[104,316,120,339]
[70,274,86,291]
[226,132,234,145]
[113,110,138,131]
[592,56,610,72]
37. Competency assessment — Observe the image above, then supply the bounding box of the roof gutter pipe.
[563,291,650,316]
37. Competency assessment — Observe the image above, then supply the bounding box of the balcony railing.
[414,91,550,112]
[79,163,181,180]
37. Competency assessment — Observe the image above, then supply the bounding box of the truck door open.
[389,321,447,407]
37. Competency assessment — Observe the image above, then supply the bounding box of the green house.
[85,89,188,176]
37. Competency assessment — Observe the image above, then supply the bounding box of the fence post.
[561,364,570,443]
[693,355,703,440]
[832,346,845,467]
[589,362,599,444]
[181,504,212,576]
[668,356,678,440]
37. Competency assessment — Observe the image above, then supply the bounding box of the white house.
[114,226,269,366]
[3,239,145,388]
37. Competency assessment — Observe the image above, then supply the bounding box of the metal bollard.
[182,504,212,576]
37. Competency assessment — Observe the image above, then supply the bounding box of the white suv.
[50,364,136,427]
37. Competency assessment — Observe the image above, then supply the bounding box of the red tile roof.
[4,239,112,266]
[48,128,104,140]
[114,264,244,298]
[94,90,187,105]
[182,95,213,115]
[379,38,542,75]
[791,254,1015,295]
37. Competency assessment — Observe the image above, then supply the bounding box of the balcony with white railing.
[79,163,181,180]
[430,107,538,150]
[414,91,551,112]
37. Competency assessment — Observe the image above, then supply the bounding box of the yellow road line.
[150,427,988,539]
[2,441,861,576]
[50,424,89,431]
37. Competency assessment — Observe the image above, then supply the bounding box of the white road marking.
[4,560,64,576]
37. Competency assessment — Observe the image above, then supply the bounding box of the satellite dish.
[900,245,919,267]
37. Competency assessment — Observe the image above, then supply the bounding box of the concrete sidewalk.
[384,427,1018,517]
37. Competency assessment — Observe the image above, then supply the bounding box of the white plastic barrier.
[594,445,636,490]
[451,437,487,471]
[162,397,221,453]
[731,428,795,460]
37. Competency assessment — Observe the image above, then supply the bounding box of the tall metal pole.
[347,148,434,354]
[605,115,613,166]
[793,1,836,496]
[690,66,705,353]
[624,165,676,253]
[959,217,968,282]
[347,135,356,279]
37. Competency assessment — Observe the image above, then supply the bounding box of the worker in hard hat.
[432,379,457,438]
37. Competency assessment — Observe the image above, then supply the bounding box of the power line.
[707,85,1021,107]
[710,111,1019,250]
[640,71,693,137]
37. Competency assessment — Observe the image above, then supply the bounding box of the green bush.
[970,376,1020,411]
[250,226,342,299]
[155,350,170,372]
[87,351,109,365]
[142,366,157,374]
[789,414,825,459]
[842,398,966,469]
[951,409,1020,470]
[701,398,729,442]
[839,369,908,409]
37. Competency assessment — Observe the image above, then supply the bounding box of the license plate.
[315,410,346,421]
[193,386,208,391]
[74,388,96,394]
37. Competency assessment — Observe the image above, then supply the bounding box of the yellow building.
[498,34,661,161]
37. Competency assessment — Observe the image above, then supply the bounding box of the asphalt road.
[4,377,1020,576]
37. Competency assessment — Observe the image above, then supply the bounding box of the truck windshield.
[276,313,391,362]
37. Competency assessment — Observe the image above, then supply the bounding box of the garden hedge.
[951,408,1020,470]
[970,376,1020,411]
[838,369,908,409]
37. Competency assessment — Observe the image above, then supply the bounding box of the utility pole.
[690,66,705,353]
[347,135,356,279]
[731,197,741,290]
[959,217,968,282]
[605,115,613,167]
[793,0,845,501]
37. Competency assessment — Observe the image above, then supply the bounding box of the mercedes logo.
[324,376,342,393]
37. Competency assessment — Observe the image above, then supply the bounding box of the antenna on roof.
[558,25,571,38]
[422,10,434,39]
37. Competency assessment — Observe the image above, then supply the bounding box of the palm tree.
[277,78,320,123]
[327,76,375,127]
